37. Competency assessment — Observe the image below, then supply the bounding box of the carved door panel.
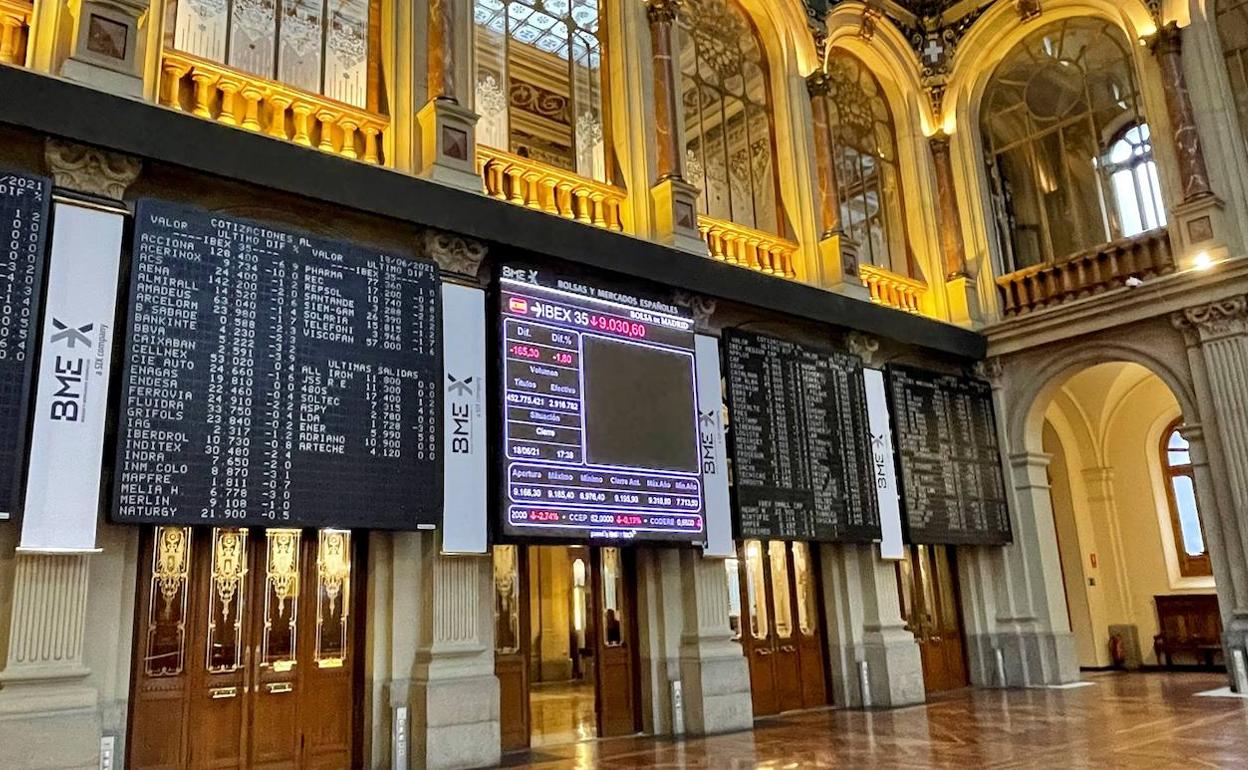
[898,545,968,695]
[593,548,638,738]
[791,542,828,709]
[493,545,531,752]
[129,527,360,770]
[765,541,803,714]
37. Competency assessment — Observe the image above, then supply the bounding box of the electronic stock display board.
[0,171,49,520]
[886,364,1012,545]
[499,265,705,543]
[723,329,879,542]
[113,200,442,530]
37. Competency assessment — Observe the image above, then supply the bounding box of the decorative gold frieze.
[266,529,300,618]
[0,0,31,66]
[858,263,928,314]
[159,50,388,165]
[154,527,191,616]
[478,145,625,232]
[697,214,799,279]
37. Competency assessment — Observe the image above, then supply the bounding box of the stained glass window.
[678,0,780,234]
[170,0,372,107]
[825,50,911,276]
[473,0,608,181]
[1161,420,1212,577]
[981,18,1155,270]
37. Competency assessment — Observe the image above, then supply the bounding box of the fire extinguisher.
[1110,634,1127,668]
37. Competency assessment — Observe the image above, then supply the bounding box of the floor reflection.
[530,680,597,748]
[505,672,1248,768]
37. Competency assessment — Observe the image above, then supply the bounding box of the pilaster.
[409,533,499,770]
[676,549,751,735]
[819,543,924,708]
[1171,298,1248,687]
[929,134,980,326]
[57,0,147,96]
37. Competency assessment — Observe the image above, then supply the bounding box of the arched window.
[1160,420,1212,578]
[981,18,1156,271]
[1105,124,1166,237]
[169,0,374,107]
[824,50,911,276]
[1217,0,1248,151]
[678,0,781,235]
[473,0,608,181]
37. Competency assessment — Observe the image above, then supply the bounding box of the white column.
[820,543,924,708]
[676,549,751,735]
[409,532,500,770]
[1172,299,1248,687]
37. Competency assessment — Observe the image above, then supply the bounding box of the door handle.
[243,645,252,693]
[756,647,772,656]
[780,644,796,653]
[209,686,238,699]
[930,636,943,643]
[266,682,294,694]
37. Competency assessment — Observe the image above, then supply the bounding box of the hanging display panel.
[722,329,879,543]
[886,364,1012,545]
[499,265,705,543]
[0,170,49,521]
[113,200,442,529]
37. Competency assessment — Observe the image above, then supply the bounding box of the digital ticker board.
[499,265,705,543]
[113,200,442,530]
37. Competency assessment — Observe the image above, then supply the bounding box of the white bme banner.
[864,368,904,561]
[20,203,123,552]
[695,334,734,558]
[440,282,488,554]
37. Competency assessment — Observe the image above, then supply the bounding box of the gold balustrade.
[0,0,32,67]
[158,50,388,165]
[996,228,1175,317]
[858,264,928,314]
[697,215,799,279]
[477,146,625,232]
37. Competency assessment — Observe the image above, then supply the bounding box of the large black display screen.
[723,330,879,542]
[886,364,1011,545]
[0,171,49,520]
[113,200,442,529]
[499,266,704,543]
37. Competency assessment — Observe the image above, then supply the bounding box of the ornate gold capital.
[44,138,141,200]
[859,5,883,41]
[646,0,682,25]
[806,70,830,98]
[421,229,488,279]
[1171,296,1248,344]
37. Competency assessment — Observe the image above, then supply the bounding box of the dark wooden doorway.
[494,545,640,751]
[736,540,829,717]
[896,544,969,694]
[128,526,363,770]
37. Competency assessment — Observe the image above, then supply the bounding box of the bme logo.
[48,317,93,422]
[448,373,475,454]
[699,410,718,474]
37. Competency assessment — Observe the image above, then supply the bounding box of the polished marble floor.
[501,672,1248,768]
[530,680,598,748]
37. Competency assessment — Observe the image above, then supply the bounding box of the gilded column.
[807,71,841,240]
[648,0,683,181]
[929,134,968,278]
[646,0,704,253]
[427,0,457,103]
[1152,23,1214,202]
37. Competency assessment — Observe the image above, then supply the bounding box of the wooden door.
[738,541,828,717]
[129,526,361,770]
[897,545,968,694]
[593,547,639,737]
[790,542,828,709]
[493,545,530,751]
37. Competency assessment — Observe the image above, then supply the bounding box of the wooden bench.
[1153,594,1222,668]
